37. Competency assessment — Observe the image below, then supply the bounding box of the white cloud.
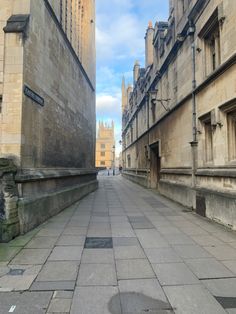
[95,1,169,155]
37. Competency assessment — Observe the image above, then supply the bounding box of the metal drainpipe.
[190,31,198,194]
[146,92,150,186]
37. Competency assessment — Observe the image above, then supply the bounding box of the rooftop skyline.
[96,0,169,153]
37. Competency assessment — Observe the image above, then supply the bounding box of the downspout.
[146,92,150,187]
[189,23,198,206]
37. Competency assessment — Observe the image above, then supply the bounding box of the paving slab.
[135,230,169,248]
[48,298,72,313]
[130,221,155,229]
[145,248,183,263]
[0,291,52,314]
[204,246,236,261]
[173,245,212,259]
[222,261,236,274]
[185,258,235,279]
[36,261,79,282]
[114,246,145,260]
[53,290,74,299]
[30,281,75,291]
[113,237,140,247]
[36,228,63,237]
[81,248,114,263]
[202,278,236,297]
[56,235,85,246]
[164,284,226,314]
[116,259,155,280]
[62,227,87,236]
[118,279,172,311]
[0,246,21,262]
[156,226,182,235]
[48,246,83,261]
[0,265,42,291]
[77,263,117,286]
[25,236,58,249]
[152,263,199,286]
[112,228,136,237]
[191,235,225,246]
[70,286,121,314]
[10,249,51,265]
[163,234,196,245]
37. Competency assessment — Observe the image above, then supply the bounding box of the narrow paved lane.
[0,176,236,313]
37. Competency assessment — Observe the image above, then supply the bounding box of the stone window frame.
[127,155,131,168]
[100,151,105,157]
[100,161,105,166]
[199,112,214,164]
[219,100,236,164]
[101,144,106,150]
[198,7,222,77]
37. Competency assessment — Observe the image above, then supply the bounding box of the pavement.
[0,176,236,314]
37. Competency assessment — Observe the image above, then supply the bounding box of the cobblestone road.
[0,176,236,313]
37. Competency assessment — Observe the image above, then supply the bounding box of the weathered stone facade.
[122,0,236,229]
[96,121,115,169]
[0,0,97,241]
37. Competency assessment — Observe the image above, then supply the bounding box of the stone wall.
[0,159,19,242]
[0,0,97,241]
[122,0,236,229]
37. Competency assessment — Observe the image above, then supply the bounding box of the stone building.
[122,0,236,229]
[96,121,115,169]
[0,0,97,242]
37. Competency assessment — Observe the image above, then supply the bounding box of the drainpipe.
[146,92,150,187]
[189,24,198,204]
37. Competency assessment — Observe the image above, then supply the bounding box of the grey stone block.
[186,258,234,279]
[173,245,212,259]
[0,291,52,314]
[145,247,183,263]
[70,286,121,314]
[25,237,58,249]
[77,263,117,286]
[36,261,79,282]
[113,237,139,247]
[56,235,85,246]
[48,246,83,261]
[152,263,199,286]
[81,249,114,263]
[164,285,226,314]
[116,259,155,280]
[114,246,145,260]
[10,249,51,265]
[30,281,75,291]
[48,298,72,313]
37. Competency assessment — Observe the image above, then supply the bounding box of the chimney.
[121,76,127,112]
[133,61,140,86]
[145,21,154,68]
[127,84,133,111]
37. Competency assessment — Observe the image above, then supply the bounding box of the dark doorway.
[149,142,161,189]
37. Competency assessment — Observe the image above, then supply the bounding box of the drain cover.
[8,269,25,276]
[215,296,236,309]
[84,237,113,249]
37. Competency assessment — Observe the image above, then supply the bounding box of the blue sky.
[96,0,169,153]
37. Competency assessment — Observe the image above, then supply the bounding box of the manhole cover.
[84,237,113,249]
[8,269,25,276]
